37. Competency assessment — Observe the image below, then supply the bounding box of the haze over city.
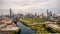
[0,0,59,15]
[0,0,60,34]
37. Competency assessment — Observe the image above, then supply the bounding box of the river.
[16,21,35,34]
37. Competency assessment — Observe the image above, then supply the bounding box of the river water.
[17,21,35,34]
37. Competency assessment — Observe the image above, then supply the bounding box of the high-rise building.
[42,13,44,18]
[10,8,12,17]
[47,9,52,20]
[35,13,37,16]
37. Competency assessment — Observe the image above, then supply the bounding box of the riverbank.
[16,21,35,34]
[19,18,51,34]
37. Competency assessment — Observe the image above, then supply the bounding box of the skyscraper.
[42,13,44,18]
[35,13,37,16]
[47,9,52,20]
[10,8,12,17]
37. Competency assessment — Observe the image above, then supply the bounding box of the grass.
[19,18,52,34]
[12,31,18,34]
[21,18,47,23]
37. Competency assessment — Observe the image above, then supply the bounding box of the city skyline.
[0,0,60,34]
[0,0,60,15]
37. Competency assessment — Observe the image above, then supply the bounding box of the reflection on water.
[17,21,35,34]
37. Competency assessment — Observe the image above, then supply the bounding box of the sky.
[0,0,59,15]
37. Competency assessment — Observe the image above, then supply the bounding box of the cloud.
[0,0,59,14]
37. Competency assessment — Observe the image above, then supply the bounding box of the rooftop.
[0,17,19,31]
